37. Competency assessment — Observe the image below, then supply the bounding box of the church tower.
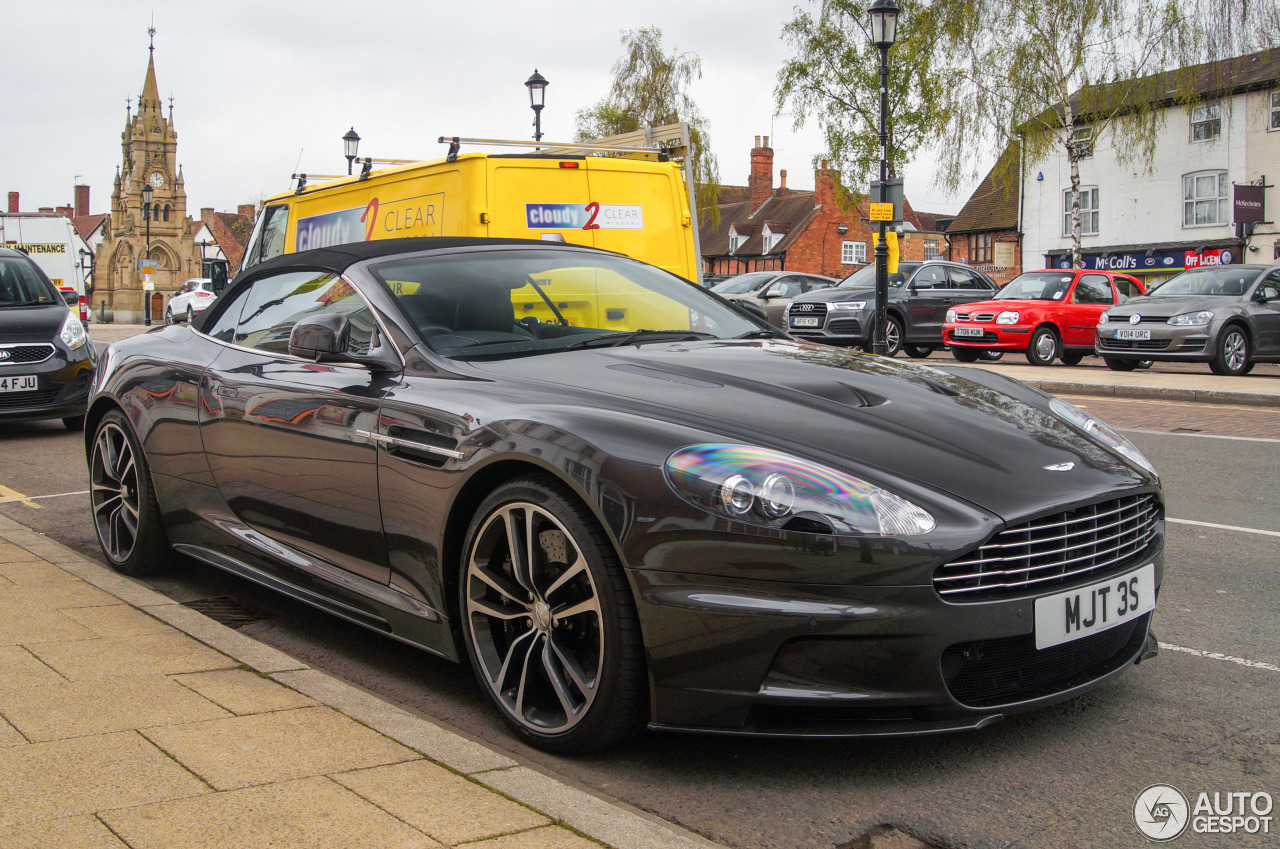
[96,27,200,323]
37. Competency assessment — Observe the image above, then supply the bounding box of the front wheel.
[903,344,933,359]
[884,316,904,357]
[1209,326,1250,376]
[460,476,647,753]
[1104,357,1140,372]
[164,308,174,326]
[89,409,170,575]
[951,347,981,363]
[1026,327,1060,366]
[186,306,195,325]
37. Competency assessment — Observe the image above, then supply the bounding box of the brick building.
[945,147,1023,286]
[699,136,948,279]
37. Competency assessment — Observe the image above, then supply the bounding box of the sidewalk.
[0,513,721,849]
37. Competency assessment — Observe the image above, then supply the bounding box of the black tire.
[884,316,904,357]
[186,306,195,325]
[980,350,1005,361]
[89,409,170,575]
[1209,325,1250,376]
[1104,357,1140,372]
[951,347,981,363]
[459,475,647,753]
[1026,326,1060,366]
[163,308,174,326]
[1137,360,1155,370]
[903,344,933,359]
[62,416,85,431]
[1061,351,1085,366]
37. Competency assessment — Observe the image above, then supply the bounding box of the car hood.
[1105,294,1236,318]
[467,339,1153,524]
[0,304,68,342]
[790,286,878,304]
[954,299,1053,314]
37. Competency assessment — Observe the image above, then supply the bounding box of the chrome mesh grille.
[0,344,55,364]
[935,493,1160,601]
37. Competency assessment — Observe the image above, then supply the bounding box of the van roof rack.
[438,123,690,163]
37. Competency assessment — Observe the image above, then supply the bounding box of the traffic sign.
[869,202,893,222]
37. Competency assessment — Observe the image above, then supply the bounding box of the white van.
[0,213,90,323]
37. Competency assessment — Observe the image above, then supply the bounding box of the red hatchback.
[943,269,1146,365]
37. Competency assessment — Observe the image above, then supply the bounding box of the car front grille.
[0,390,58,409]
[934,493,1160,601]
[827,318,861,334]
[942,612,1150,707]
[0,344,56,365]
[1096,338,1171,351]
[788,302,828,322]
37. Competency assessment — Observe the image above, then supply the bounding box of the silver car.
[1095,265,1280,375]
[710,271,838,328]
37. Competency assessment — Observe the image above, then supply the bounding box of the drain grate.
[182,596,273,629]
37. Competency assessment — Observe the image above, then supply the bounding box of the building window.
[969,233,992,264]
[1072,126,1094,159]
[1270,91,1280,131]
[1191,103,1221,141]
[729,233,741,253]
[924,239,940,260]
[841,241,867,264]
[1183,171,1229,226]
[1062,188,1100,236]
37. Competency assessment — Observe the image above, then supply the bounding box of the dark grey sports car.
[86,238,1164,752]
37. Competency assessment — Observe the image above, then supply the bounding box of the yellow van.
[239,125,701,290]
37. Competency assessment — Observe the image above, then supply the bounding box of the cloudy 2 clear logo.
[1135,784,1190,841]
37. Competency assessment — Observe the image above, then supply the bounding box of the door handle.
[215,386,240,399]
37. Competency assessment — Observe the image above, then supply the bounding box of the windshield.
[838,262,919,289]
[710,273,775,295]
[372,248,760,359]
[1148,267,1262,297]
[0,256,59,307]
[997,272,1075,301]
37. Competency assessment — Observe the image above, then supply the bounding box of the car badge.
[1044,462,1075,472]
[0,350,10,361]
[1129,314,1142,324]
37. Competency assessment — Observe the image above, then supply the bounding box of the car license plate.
[791,316,820,328]
[1113,327,1151,341]
[1034,563,1155,650]
[0,375,38,393]
[953,327,985,337]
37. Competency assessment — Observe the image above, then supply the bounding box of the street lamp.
[525,69,548,144]
[868,0,899,356]
[343,127,361,175]
[141,182,153,327]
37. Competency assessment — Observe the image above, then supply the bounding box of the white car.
[165,278,216,325]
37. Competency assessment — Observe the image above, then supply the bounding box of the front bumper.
[1094,323,1216,361]
[787,311,871,346]
[945,324,1033,351]
[0,344,96,423]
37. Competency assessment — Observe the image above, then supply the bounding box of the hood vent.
[607,364,722,388]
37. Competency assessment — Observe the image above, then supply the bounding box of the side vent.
[386,426,461,468]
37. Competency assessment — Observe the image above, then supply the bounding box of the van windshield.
[372,249,763,359]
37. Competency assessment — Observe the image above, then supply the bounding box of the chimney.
[56,205,74,218]
[74,185,90,218]
[815,160,837,209]
[7,192,18,213]
[200,207,214,221]
[749,135,774,212]
[778,169,790,196]
[237,204,255,219]
[38,207,54,214]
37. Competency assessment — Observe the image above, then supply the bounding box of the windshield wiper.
[734,329,777,339]
[566,329,716,350]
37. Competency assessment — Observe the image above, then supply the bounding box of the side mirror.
[912,280,935,290]
[763,286,785,299]
[289,313,349,358]
[731,299,769,323]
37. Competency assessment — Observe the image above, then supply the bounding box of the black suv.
[0,247,96,429]
[785,260,999,357]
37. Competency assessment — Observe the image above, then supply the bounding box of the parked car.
[0,247,96,430]
[86,237,1163,752]
[710,271,838,328]
[1096,265,1280,375]
[785,260,999,357]
[943,269,1146,365]
[165,277,216,325]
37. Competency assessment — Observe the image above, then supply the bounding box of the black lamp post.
[868,0,899,356]
[343,127,361,175]
[525,69,549,144]
[141,182,153,326]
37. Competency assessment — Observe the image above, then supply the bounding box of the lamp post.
[141,182,153,327]
[868,0,899,356]
[343,127,361,175]
[525,69,548,145]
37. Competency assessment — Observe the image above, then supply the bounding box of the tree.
[925,0,1195,266]
[775,0,949,201]
[576,27,721,221]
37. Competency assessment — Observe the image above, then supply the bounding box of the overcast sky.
[3,0,984,219]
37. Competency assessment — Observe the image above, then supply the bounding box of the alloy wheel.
[465,502,603,735]
[1224,330,1246,372]
[90,422,141,562]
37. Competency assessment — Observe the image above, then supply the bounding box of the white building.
[1022,48,1279,288]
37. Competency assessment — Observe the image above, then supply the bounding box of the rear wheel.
[186,306,195,325]
[89,410,170,575]
[1026,326,1060,366]
[884,316,904,357]
[903,344,933,359]
[951,348,981,363]
[460,476,647,753]
[1104,357,1139,372]
[1209,325,1250,376]
[1061,352,1084,366]
[164,308,174,326]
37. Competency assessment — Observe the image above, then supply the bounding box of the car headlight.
[59,310,87,350]
[665,444,936,535]
[995,311,1020,325]
[945,308,956,323]
[1049,398,1157,477]
[830,301,867,311]
[1167,310,1214,326]
[1098,312,1110,325]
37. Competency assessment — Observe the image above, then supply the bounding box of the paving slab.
[0,599,98,645]
[172,668,317,715]
[0,712,25,747]
[2,814,129,849]
[0,644,66,689]
[26,631,236,680]
[334,759,551,845]
[60,602,173,638]
[0,540,40,563]
[100,775,441,849]
[141,705,419,790]
[0,731,209,827]
[0,579,124,614]
[456,827,604,849]
[0,675,232,742]
[0,558,78,584]
[145,602,307,674]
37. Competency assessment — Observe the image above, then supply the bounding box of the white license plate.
[1034,563,1154,649]
[1113,327,1151,341]
[791,316,820,327]
[0,375,38,393]
[953,327,985,337]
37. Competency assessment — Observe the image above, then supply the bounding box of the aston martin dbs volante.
[86,238,1165,752]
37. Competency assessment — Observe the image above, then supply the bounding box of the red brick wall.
[947,229,1021,286]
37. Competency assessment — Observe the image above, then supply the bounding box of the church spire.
[141,23,160,111]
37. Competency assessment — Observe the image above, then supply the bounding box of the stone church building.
[95,43,200,323]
